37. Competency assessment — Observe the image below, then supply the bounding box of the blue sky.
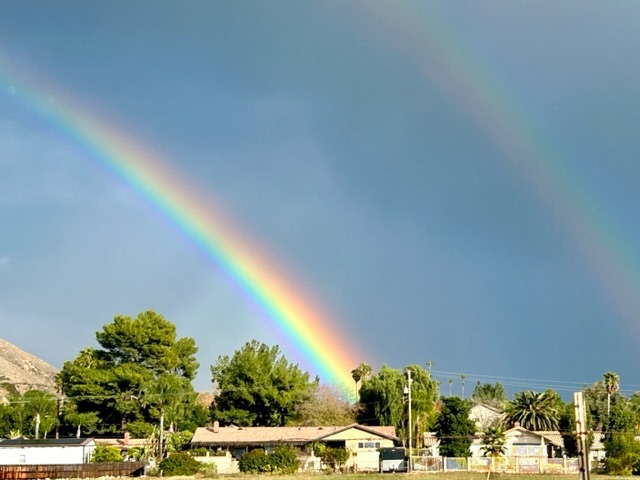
[1,1,640,396]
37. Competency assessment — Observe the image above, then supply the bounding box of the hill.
[0,338,58,397]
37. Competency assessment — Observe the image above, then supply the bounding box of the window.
[358,441,381,449]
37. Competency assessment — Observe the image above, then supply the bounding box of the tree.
[503,390,559,431]
[471,382,507,410]
[604,396,635,442]
[448,379,453,397]
[604,371,620,417]
[357,364,439,448]
[0,393,28,438]
[583,380,609,431]
[23,390,58,439]
[57,311,199,436]
[142,373,192,459]
[351,363,372,404]
[434,396,476,457]
[210,340,312,426]
[293,384,356,426]
[461,375,467,399]
[357,365,405,429]
[64,407,99,438]
[481,426,506,480]
[404,364,440,447]
[605,434,640,475]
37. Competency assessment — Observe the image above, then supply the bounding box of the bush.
[269,445,300,474]
[159,452,201,476]
[605,434,640,475]
[91,445,123,462]
[239,449,271,474]
[316,445,349,471]
[197,461,217,478]
[238,446,300,474]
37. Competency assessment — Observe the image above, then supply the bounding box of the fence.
[410,456,582,474]
[0,462,145,479]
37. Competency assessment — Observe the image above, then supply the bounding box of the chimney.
[213,421,220,433]
[124,432,130,446]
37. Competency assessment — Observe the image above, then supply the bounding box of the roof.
[505,427,564,448]
[470,403,503,414]
[192,424,397,446]
[423,432,440,447]
[95,438,149,449]
[0,438,94,447]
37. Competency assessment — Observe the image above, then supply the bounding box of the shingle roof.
[192,424,397,446]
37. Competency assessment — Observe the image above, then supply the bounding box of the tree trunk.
[35,413,41,440]
[159,409,165,459]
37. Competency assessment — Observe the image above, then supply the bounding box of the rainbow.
[351,3,640,330]
[0,51,363,392]
[3,3,639,388]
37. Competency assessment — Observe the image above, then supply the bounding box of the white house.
[470,427,564,458]
[469,403,503,430]
[0,438,96,465]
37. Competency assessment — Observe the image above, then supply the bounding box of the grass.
[173,473,631,480]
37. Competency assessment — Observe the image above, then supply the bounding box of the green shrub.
[197,461,217,478]
[159,452,201,476]
[91,445,123,462]
[191,446,210,456]
[605,434,640,475]
[238,446,300,474]
[269,445,300,474]
[316,445,349,471]
[239,449,271,473]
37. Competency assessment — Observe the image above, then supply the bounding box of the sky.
[1,1,640,397]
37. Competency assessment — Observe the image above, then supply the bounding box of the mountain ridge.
[0,338,58,397]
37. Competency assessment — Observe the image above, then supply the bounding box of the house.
[0,438,96,465]
[191,422,398,472]
[471,426,564,458]
[424,426,564,459]
[95,432,150,459]
[469,403,503,430]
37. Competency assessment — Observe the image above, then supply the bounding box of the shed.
[0,438,96,465]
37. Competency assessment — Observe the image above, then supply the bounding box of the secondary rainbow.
[0,53,362,392]
[353,3,640,332]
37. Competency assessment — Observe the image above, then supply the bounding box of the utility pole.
[405,369,413,473]
[574,392,591,480]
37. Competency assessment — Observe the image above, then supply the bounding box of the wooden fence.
[0,462,145,479]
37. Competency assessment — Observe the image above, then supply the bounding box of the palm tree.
[142,374,187,459]
[504,390,559,431]
[481,426,507,480]
[603,371,620,416]
[23,390,57,439]
[448,379,453,397]
[426,361,434,373]
[351,368,362,403]
[461,374,467,399]
[351,363,372,404]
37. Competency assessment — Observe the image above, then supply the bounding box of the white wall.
[0,445,95,465]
